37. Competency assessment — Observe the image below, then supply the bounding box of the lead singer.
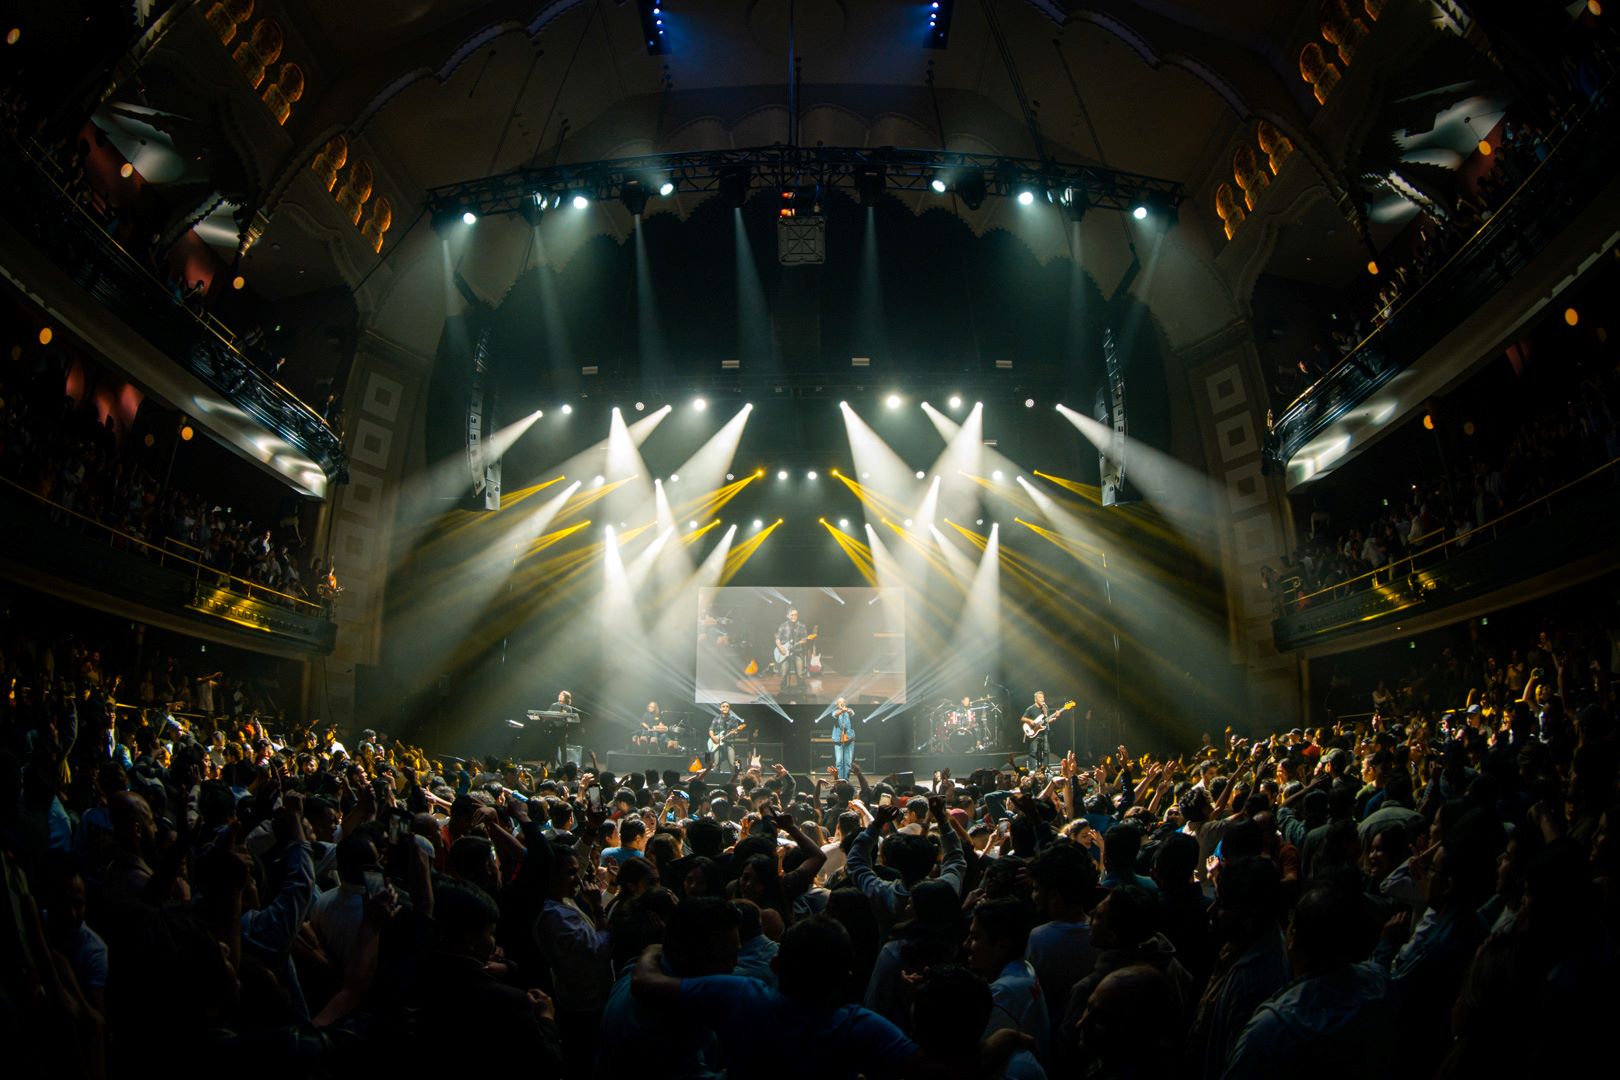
[830,698,856,780]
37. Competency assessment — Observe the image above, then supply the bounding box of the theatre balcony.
[0,133,346,498]
[1268,82,1620,490]
[0,474,337,657]
[1271,460,1620,655]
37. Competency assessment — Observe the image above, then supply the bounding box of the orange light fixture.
[1565,307,1580,326]
[37,327,52,345]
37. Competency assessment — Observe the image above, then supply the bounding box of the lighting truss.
[424,145,1183,220]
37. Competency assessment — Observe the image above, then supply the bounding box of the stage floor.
[602,747,1025,782]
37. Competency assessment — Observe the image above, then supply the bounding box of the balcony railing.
[0,132,348,485]
[1271,456,1620,650]
[1268,82,1620,470]
[0,474,337,653]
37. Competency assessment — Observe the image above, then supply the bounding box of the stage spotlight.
[634,401,645,411]
[777,469,789,480]
[948,394,962,409]
[805,470,817,480]
[719,164,750,208]
[956,171,986,210]
[855,165,885,208]
[992,469,1004,480]
[689,520,698,529]
[976,518,984,525]
[520,193,545,227]
[838,518,849,528]
[726,472,735,481]
[593,475,605,486]
[1132,204,1148,220]
[752,519,763,530]
[461,210,477,225]
[861,471,870,479]
[904,518,913,527]
[756,468,765,477]
[669,473,680,482]
[658,180,676,197]
[572,194,590,210]
[1016,190,1035,206]
[929,175,948,194]
[119,162,134,179]
[561,403,573,415]
[885,393,902,409]
[1024,398,1035,408]
[693,397,707,411]
[620,180,649,216]
[914,470,925,480]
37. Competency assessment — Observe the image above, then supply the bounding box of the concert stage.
[603,746,1023,782]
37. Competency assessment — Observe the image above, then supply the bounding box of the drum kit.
[926,697,1000,752]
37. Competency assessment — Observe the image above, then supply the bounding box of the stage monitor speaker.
[894,770,916,792]
[562,745,583,767]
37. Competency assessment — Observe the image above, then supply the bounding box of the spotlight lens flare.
[669,474,679,482]
[658,181,675,197]
[561,403,573,415]
[948,395,962,409]
[838,518,849,528]
[914,470,925,480]
[1017,190,1035,206]
[572,194,590,209]
[634,401,645,411]
[692,397,707,411]
[777,469,789,480]
[806,470,818,480]
[929,178,947,194]
[992,469,1004,480]
[461,210,477,225]
[885,393,902,409]
[593,475,604,486]
[1132,205,1148,220]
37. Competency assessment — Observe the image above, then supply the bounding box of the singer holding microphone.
[830,698,856,780]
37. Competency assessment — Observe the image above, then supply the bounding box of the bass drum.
[945,728,979,753]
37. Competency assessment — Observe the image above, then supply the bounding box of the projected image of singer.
[774,607,811,695]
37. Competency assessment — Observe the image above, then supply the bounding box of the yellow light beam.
[720,519,782,584]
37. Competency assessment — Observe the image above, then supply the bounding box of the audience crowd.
[1267,342,1620,610]
[2,590,1613,1079]
[0,360,333,607]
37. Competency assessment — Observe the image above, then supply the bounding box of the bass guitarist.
[706,701,746,773]
[1021,690,1074,771]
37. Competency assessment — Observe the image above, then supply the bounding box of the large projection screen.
[695,587,906,705]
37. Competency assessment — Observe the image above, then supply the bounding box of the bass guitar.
[706,721,747,753]
[1022,700,1077,741]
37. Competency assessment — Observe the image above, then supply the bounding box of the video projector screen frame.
[695,586,907,706]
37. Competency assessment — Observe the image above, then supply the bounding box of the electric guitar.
[1022,700,1077,740]
[707,721,747,753]
[808,642,823,674]
[773,626,818,664]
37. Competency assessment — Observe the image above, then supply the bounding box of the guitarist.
[706,701,744,773]
[774,607,810,694]
[1022,690,1054,770]
[830,698,856,780]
